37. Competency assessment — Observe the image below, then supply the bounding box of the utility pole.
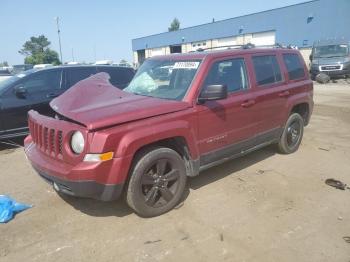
[55,17,63,64]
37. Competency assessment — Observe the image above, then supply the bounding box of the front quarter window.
[124,59,201,100]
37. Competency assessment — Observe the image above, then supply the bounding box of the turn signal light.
[83,152,114,162]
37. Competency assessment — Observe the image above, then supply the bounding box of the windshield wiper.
[131,91,152,98]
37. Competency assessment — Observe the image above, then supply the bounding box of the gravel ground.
[1,80,350,262]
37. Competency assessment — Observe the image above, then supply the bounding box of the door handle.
[279,91,290,98]
[241,99,255,108]
[47,93,59,98]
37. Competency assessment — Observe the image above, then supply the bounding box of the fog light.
[83,152,114,162]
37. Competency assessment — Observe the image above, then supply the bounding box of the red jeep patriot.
[24,47,313,217]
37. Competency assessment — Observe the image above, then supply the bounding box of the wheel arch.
[115,121,200,179]
[290,102,310,125]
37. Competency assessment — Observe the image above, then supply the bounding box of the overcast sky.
[1,0,306,65]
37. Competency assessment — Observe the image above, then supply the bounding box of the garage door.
[217,37,237,47]
[251,31,276,46]
[151,47,164,56]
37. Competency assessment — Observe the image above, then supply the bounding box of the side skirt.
[188,128,283,177]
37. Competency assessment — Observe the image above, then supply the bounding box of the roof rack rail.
[195,43,295,52]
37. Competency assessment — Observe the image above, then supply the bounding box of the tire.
[316,73,330,84]
[126,147,187,217]
[278,113,304,154]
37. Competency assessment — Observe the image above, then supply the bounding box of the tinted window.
[66,67,96,88]
[252,55,282,86]
[22,70,62,92]
[283,53,305,80]
[96,67,134,88]
[204,58,248,92]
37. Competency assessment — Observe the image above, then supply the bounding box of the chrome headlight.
[71,131,85,154]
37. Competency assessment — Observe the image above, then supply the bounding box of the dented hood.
[50,73,190,130]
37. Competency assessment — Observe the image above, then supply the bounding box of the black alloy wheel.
[141,158,180,208]
[278,113,304,154]
[126,147,187,217]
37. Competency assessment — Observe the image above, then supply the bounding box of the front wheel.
[278,113,304,154]
[126,147,187,217]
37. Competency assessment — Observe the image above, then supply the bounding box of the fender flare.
[115,120,199,160]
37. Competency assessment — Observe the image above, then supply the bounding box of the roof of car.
[314,38,349,46]
[150,47,299,61]
[28,65,134,72]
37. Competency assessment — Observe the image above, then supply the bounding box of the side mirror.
[14,86,27,99]
[198,84,228,103]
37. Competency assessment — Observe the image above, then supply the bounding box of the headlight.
[343,57,350,63]
[71,131,85,154]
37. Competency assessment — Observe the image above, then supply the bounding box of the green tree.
[19,35,61,65]
[168,18,180,32]
[0,61,9,67]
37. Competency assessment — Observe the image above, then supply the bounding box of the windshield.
[0,69,36,93]
[313,44,349,58]
[124,59,201,100]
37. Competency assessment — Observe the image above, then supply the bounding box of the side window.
[204,58,248,92]
[252,55,282,86]
[97,67,135,88]
[283,53,305,80]
[22,70,62,92]
[66,67,96,88]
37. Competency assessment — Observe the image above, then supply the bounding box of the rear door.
[96,67,135,89]
[0,69,63,133]
[249,52,289,142]
[196,56,259,166]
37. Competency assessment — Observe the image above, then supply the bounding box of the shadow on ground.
[60,145,276,218]
[59,194,134,218]
[189,145,276,190]
[0,137,24,153]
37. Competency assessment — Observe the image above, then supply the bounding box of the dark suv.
[0,65,134,139]
[25,47,313,217]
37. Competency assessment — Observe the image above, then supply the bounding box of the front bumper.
[25,138,131,201]
[35,168,124,201]
[310,64,350,77]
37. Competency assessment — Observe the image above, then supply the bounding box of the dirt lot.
[1,81,350,262]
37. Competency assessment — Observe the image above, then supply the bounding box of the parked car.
[33,64,53,69]
[0,69,12,82]
[24,47,313,217]
[12,64,34,75]
[0,65,135,139]
[309,39,350,79]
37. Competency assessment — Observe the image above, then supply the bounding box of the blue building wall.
[132,0,350,51]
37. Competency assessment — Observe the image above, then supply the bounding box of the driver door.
[196,57,259,166]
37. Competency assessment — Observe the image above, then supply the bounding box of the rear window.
[252,55,282,86]
[97,67,134,89]
[66,67,96,88]
[283,53,305,80]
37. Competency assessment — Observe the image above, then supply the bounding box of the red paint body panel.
[24,48,314,201]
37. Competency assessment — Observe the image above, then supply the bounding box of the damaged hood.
[50,73,190,130]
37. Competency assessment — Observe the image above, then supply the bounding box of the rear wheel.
[126,147,187,217]
[278,113,304,154]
